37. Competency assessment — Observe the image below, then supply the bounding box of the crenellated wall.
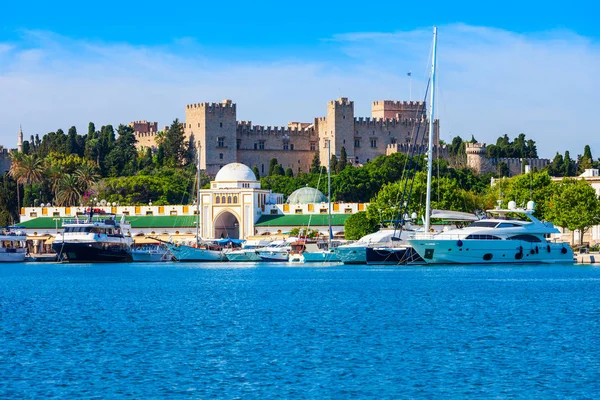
[466,142,550,176]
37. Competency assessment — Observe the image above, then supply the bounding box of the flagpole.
[408,71,412,101]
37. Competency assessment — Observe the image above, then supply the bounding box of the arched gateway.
[198,163,284,240]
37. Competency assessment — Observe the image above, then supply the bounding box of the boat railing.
[62,217,117,225]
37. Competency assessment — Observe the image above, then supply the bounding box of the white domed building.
[200,163,284,239]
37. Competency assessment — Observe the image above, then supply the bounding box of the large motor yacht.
[0,226,27,262]
[408,201,574,264]
[52,210,133,262]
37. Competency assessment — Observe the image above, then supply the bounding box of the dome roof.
[214,163,257,182]
[287,187,327,204]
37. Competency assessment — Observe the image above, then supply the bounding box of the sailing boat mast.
[327,140,332,248]
[424,26,437,232]
[196,142,201,245]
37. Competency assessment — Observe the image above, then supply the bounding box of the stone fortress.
[465,142,551,175]
[131,98,444,177]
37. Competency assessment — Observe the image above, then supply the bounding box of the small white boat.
[256,240,292,262]
[131,243,172,262]
[0,226,27,262]
[225,239,271,262]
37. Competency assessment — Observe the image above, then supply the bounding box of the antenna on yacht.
[424,26,437,233]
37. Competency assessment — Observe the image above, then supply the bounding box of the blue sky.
[1,0,598,158]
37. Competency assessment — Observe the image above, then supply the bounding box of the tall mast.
[327,140,332,247]
[196,142,201,245]
[425,26,437,232]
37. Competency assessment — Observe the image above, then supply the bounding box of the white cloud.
[1,25,599,159]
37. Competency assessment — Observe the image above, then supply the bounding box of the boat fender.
[547,245,551,253]
[561,247,567,254]
[535,246,539,254]
[519,246,523,253]
[530,249,535,255]
[457,240,463,247]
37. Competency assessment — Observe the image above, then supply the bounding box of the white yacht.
[408,201,574,264]
[0,226,27,262]
[256,240,293,262]
[52,210,133,262]
[225,239,271,262]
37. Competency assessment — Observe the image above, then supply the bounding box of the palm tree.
[75,163,100,193]
[45,162,64,204]
[57,174,82,206]
[8,152,25,211]
[19,154,45,186]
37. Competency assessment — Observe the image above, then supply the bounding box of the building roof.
[286,187,327,204]
[255,214,351,227]
[19,216,198,229]
[214,163,257,182]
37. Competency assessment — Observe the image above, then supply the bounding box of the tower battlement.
[465,142,487,155]
[329,97,353,107]
[372,100,426,119]
[186,99,236,114]
[237,122,312,136]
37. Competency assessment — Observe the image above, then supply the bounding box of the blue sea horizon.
[1,262,598,398]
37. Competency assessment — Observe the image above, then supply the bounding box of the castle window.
[254,143,258,150]
[310,142,316,151]
[370,139,377,148]
[343,115,345,119]
[197,123,200,127]
[219,153,223,160]
[217,137,224,147]
[216,196,220,204]
[227,196,232,204]
[220,122,223,128]
[290,144,294,150]
[259,141,265,150]
[354,139,360,148]
[262,164,264,174]
[283,143,289,150]
[236,140,240,149]
[391,138,397,144]
[233,196,238,203]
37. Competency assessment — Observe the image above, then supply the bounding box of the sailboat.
[167,143,226,262]
[302,140,341,263]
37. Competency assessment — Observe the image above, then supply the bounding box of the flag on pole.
[407,71,412,77]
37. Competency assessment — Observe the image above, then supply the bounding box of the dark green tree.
[578,145,593,173]
[344,211,377,240]
[563,151,576,177]
[310,152,321,174]
[268,158,279,176]
[162,119,186,166]
[252,165,260,179]
[285,167,294,177]
[497,161,510,177]
[329,154,338,174]
[548,152,564,176]
[338,146,348,172]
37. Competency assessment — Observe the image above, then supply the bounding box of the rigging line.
[306,163,325,234]
[394,79,430,229]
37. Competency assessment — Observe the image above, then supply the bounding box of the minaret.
[17,125,23,153]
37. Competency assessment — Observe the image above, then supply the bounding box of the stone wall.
[466,142,550,176]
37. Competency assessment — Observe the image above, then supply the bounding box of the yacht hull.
[366,247,424,265]
[52,242,132,263]
[168,244,225,262]
[409,239,575,264]
[302,250,340,263]
[335,246,367,264]
[226,251,262,262]
[0,248,27,262]
[131,251,171,262]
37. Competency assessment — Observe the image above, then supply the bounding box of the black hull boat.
[366,246,424,265]
[53,242,132,263]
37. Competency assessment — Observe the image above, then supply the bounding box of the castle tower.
[17,125,23,153]
[185,100,237,176]
[322,98,355,166]
[465,142,488,174]
[372,100,425,119]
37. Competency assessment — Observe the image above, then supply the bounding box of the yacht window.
[465,234,501,240]
[497,222,519,228]
[468,221,499,228]
[507,234,542,243]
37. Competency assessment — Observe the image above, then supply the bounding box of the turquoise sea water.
[1,262,599,398]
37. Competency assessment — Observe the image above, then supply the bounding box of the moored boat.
[0,226,27,262]
[52,210,133,262]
